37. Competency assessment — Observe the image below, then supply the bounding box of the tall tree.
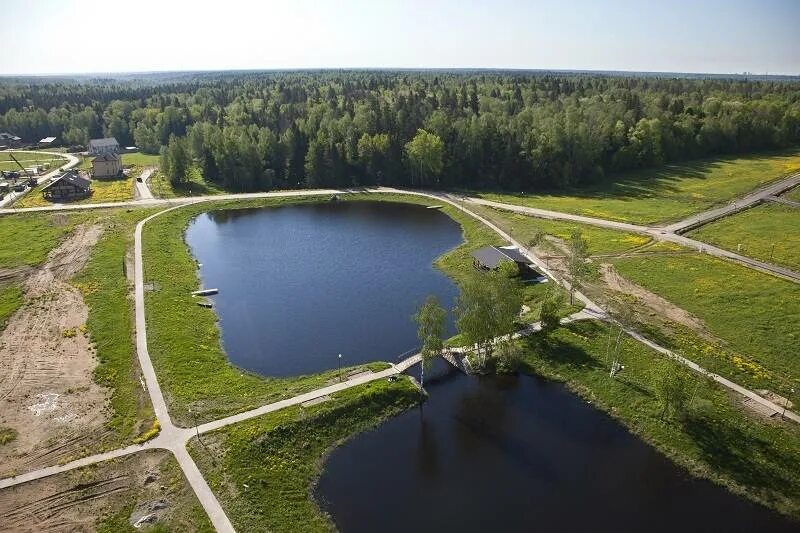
[566,230,589,305]
[404,129,444,186]
[413,295,447,386]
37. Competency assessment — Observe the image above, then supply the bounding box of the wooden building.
[41,171,91,202]
[91,152,122,178]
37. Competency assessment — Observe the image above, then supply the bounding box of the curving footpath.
[1,182,799,532]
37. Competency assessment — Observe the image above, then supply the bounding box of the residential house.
[88,137,120,156]
[41,171,91,202]
[92,152,122,178]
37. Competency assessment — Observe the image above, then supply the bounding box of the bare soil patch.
[598,263,709,336]
[0,224,108,478]
[0,450,206,532]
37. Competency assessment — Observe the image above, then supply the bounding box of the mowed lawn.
[475,150,800,225]
[689,203,800,271]
[786,186,800,202]
[611,252,800,388]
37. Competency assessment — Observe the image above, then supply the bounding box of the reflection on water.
[185,201,462,377]
[316,360,797,533]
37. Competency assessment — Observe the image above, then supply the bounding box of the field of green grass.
[468,203,652,254]
[785,186,800,202]
[148,167,227,198]
[0,212,79,268]
[121,152,160,167]
[689,203,800,271]
[521,320,800,518]
[610,252,800,395]
[474,150,800,225]
[0,284,22,332]
[189,377,420,532]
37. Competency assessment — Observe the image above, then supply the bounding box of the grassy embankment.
[689,203,800,271]
[0,208,160,447]
[521,320,800,518]
[188,377,420,532]
[474,150,800,225]
[142,191,522,425]
[786,186,800,202]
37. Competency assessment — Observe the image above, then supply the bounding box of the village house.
[91,152,122,178]
[88,137,120,156]
[41,170,91,202]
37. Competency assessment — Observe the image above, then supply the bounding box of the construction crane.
[6,152,38,188]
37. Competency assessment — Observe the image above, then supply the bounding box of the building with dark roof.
[88,137,120,156]
[41,171,91,202]
[471,245,533,270]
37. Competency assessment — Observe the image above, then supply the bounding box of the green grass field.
[610,252,800,394]
[785,186,800,202]
[188,377,420,532]
[148,167,227,198]
[0,284,22,332]
[474,150,800,225]
[521,320,800,518]
[0,212,80,268]
[468,203,652,254]
[689,203,800,271]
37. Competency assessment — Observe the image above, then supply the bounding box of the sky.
[2,0,798,76]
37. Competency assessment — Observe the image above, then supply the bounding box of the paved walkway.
[1,180,799,532]
[134,167,156,200]
[660,172,800,233]
[463,191,800,283]
[766,194,800,208]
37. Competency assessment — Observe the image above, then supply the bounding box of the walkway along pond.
[185,198,797,530]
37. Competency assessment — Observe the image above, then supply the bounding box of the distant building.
[41,171,91,202]
[38,136,57,147]
[0,132,22,149]
[88,137,120,156]
[471,245,534,271]
[91,152,122,178]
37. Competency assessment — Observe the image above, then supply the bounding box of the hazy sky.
[2,0,798,75]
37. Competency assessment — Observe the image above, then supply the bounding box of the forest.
[1,70,799,192]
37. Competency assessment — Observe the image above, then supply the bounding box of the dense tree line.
[1,71,799,191]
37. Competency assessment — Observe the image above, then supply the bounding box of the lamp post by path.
[338,353,343,382]
[783,388,795,420]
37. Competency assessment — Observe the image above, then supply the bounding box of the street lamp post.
[783,388,795,419]
[338,353,343,382]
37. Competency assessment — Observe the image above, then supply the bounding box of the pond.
[185,200,462,377]
[316,361,797,532]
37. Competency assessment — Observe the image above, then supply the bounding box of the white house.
[91,153,122,178]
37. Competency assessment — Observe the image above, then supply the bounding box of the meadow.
[474,150,800,225]
[689,203,800,271]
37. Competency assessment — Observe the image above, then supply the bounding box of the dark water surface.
[185,201,461,377]
[317,361,797,533]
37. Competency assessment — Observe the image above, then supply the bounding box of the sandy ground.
[0,224,109,478]
[598,263,709,335]
[0,450,199,532]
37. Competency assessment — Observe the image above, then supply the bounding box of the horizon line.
[1,66,798,79]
